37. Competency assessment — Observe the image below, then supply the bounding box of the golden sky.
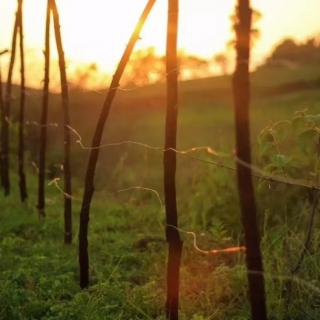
[0,0,319,88]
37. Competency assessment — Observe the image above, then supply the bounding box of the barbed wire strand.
[65,124,320,191]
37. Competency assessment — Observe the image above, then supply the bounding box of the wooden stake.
[78,0,157,288]
[51,0,72,244]
[2,0,19,195]
[38,0,51,217]
[233,1,267,319]
[17,0,28,202]
[164,1,182,319]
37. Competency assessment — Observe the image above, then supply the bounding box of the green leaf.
[272,153,291,169]
[298,129,318,154]
[273,120,291,142]
[259,130,275,144]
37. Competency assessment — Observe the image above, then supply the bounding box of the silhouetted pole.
[78,0,157,289]
[51,0,72,244]
[0,70,3,185]
[233,1,267,319]
[17,0,28,202]
[0,52,9,187]
[38,0,51,217]
[164,1,182,319]
[2,1,19,195]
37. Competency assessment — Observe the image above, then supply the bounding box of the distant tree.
[213,53,229,75]
[125,47,164,86]
[51,0,73,244]
[232,1,267,320]
[178,51,209,79]
[267,37,320,66]
[124,47,209,86]
[38,0,51,217]
[73,63,99,88]
[17,0,28,202]
[78,0,157,289]
[2,0,20,196]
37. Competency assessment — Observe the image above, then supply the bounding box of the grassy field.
[1,65,320,319]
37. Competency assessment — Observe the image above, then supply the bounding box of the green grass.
[1,171,320,319]
[2,65,320,319]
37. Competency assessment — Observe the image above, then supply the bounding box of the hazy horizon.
[0,0,319,89]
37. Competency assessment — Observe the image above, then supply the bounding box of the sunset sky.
[0,0,319,88]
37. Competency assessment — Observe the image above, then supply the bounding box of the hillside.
[1,64,320,319]
[6,64,320,187]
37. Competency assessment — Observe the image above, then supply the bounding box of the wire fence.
[1,1,319,318]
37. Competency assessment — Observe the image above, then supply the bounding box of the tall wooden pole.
[38,0,51,217]
[164,1,182,319]
[0,70,3,185]
[78,0,157,289]
[2,1,19,195]
[0,50,9,187]
[233,1,267,319]
[17,0,28,202]
[50,0,72,244]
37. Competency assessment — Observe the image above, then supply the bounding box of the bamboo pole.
[233,1,267,319]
